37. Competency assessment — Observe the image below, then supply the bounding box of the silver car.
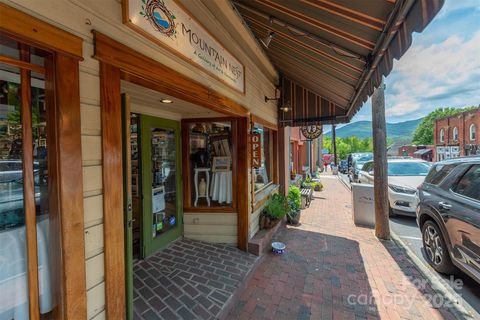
[357,158,432,216]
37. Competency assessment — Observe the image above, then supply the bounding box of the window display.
[188,121,233,207]
[253,124,272,192]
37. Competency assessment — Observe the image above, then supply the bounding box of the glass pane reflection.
[0,64,29,318]
[151,128,177,237]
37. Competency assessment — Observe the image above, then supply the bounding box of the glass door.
[140,115,182,256]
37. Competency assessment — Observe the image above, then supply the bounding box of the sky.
[348,0,480,124]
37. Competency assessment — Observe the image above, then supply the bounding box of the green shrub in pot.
[264,193,288,219]
[287,186,301,224]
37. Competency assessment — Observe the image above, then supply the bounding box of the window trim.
[453,126,459,141]
[0,14,86,319]
[470,124,476,141]
[181,117,238,213]
[440,128,445,142]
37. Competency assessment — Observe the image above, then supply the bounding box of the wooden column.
[100,62,126,319]
[237,116,249,251]
[372,79,390,239]
[332,124,337,166]
[278,127,290,195]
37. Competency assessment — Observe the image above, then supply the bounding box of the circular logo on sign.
[141,0,177,38]
[301,125,323,140]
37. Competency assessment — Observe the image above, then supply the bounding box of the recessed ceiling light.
[160,98,173,104]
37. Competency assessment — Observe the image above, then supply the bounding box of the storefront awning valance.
[234,0,444,127]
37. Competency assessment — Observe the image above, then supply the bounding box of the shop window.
[440,128,445,142]
[0,39,58,317]
[470,124,476,141]
[183,119,235,209]
[453,127,459,141]
[253,124,273,193]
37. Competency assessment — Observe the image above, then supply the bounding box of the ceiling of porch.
[233,0,444,126]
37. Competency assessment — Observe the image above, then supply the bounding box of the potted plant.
[260,193,287,229]
[290,169,297,180]
[286,186,301,224]
[313,181,323,192]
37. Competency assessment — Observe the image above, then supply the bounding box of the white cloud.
[384,30,480,119]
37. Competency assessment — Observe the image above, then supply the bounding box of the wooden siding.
[183,213,238,244]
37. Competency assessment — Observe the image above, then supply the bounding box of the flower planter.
[287,210,301,225]
[259,214,279,230]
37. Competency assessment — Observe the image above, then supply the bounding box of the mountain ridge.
[324,118,422,140]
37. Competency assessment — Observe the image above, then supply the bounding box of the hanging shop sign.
[301,125,323,140]
[123,0,245,93]
[251,133,261,168]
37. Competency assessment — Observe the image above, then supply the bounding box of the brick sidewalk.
[227,177,457,320]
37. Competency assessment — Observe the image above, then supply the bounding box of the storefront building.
[0,1,283,318]
[434,108,480,161]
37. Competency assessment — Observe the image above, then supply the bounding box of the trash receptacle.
[332,166,338,175]
[351,183,375,228]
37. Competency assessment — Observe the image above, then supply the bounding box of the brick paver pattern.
[133,239,258,319]
[228,176,457,320]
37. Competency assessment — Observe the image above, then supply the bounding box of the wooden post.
[332,124,337,166]
[278,127,290,195]
[372,78,390,239]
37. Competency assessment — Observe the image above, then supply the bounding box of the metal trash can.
[351,183,375,228]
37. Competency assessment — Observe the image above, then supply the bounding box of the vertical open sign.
[251,132,261,168]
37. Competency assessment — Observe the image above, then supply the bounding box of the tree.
[323,136,374,160]
[412,107,478,145]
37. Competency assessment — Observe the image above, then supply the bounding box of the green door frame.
[121,94,134,320]
[140,114,183,257]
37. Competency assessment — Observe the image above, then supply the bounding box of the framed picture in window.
[212,156,231,172]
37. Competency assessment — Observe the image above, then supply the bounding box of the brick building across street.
[434,108,480,161]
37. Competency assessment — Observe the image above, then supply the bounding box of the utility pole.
[372,78,390,239]
[332,124,337,166]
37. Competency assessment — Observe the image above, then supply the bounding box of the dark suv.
[416,157,480,283]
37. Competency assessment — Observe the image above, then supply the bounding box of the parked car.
[339,160,348,174]
[416,157,480,283]
[348,153,373,182]
[357,158,431,216]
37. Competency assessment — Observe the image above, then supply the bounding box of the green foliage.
[412,107,478,145]
[287,186,301,214]
[313,181,323,191]
[264,193,288,219]
[323,136,375,161]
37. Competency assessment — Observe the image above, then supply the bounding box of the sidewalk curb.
[390,227,477,320]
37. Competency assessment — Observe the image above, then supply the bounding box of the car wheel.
[421,221,456,274]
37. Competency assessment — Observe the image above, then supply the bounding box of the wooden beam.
[20,45,40,320]
[300,0,386,31]
[332,124,337,166]
[278,127,289,195]
[371,79,390,239]
[251,114,278,131]
[54,53,87,319]
[237,116,250,250]
[256,0,375,50]
[93,31,249,117]
[0,55,46,73]
[0,3,83,59]
[100,62,126,319]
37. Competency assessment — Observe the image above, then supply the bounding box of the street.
[338,172,480,317]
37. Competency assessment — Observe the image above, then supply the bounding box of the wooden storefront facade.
[0,1,282,319]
